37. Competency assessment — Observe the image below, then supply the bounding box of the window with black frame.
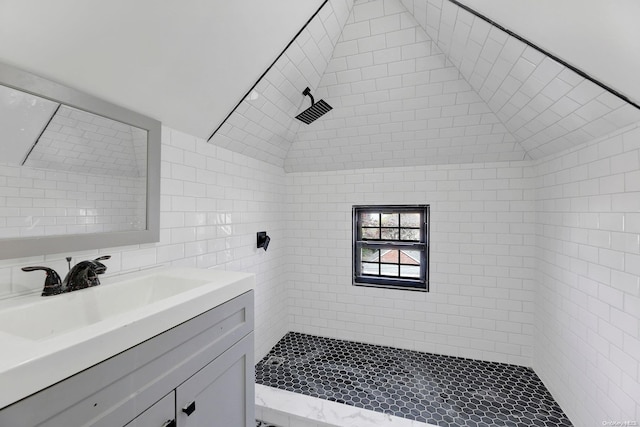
[352,205,429,291]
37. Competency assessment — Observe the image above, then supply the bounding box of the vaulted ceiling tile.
[209,0,640,172]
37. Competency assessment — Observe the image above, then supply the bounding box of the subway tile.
[346,51,374,69]
[386,28,416,48]
[333,40,359,58]
[341,20,371,41]
[357,34,386,53]
[373,46,402,64]
[353,0,385,22]
[370,14,401,35]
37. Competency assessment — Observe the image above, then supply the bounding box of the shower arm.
[302,87,315,106]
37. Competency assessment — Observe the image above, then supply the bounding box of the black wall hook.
[257,231,270,251]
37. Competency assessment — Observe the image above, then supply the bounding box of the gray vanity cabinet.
[124,334,254,427]
[124,392,175,427]
[176,335,253,426]
[0,290,254,427]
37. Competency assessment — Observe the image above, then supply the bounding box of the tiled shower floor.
[255,332,572,427]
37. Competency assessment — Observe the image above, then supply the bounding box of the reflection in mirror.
[0,61,160,259]
[0,84,148,238]
[25,105,147,178]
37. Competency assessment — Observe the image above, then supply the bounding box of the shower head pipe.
[302,87,315,105]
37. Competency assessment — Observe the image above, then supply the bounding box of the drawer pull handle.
[161,420,176,427]
[182,401,196,416]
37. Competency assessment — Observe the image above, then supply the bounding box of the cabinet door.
[176,333,254,427]
[125,392,175,427]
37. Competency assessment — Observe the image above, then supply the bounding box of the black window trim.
[352,204,430,292]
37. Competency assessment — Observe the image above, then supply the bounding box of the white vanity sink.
[0,267,254,410]
[0,273,210,340]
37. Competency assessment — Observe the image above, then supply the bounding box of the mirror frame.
[0,61,161,259]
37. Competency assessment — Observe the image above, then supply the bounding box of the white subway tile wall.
[534,124,640,425]
[285,159,537,366]
[0,163,146,238]
[0,127,290,361]
[0,121,638,423]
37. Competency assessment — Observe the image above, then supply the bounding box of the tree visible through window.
[353,205,429,291]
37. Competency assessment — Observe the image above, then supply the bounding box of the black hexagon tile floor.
[255,332,573,427]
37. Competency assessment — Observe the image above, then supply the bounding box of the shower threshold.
[255,332,572,427]
[256,383,439,427]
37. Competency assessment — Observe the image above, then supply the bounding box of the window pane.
[360,212,379,227]
[362,262,379,275]
[381,228,399,240]
[400,228,420,241]
[362,227,380,239]
[380,249,399,263]
[353,205,429,291]
[400,265,420,278]
[381,213,399,226]
[380,264,399,277]
[361,248,379,262]
[400,250,421,265]
[400,213,420,227]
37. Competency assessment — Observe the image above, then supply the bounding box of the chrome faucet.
[22,256,111,296]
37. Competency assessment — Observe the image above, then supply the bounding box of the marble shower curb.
[256,384,439,427]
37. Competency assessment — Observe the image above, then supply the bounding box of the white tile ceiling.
[210,0,640,172]
[405,0,640,159]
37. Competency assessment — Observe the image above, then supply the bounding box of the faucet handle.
[93,256,111,276]
[21,266,63,296]
[22,266,49,272]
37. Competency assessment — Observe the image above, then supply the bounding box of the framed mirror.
[0,61,160,259]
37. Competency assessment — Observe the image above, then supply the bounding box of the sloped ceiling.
[0,0,324,139]
[210,0,354,167]
[405,0,640,159]
[2,0,639,172]
[455,0,640,108]
[210,0,640,172]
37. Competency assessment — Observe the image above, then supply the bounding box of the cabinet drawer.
[124,392,175,427]
[0,290,253,427]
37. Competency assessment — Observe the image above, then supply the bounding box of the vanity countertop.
[0,267,254,410]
